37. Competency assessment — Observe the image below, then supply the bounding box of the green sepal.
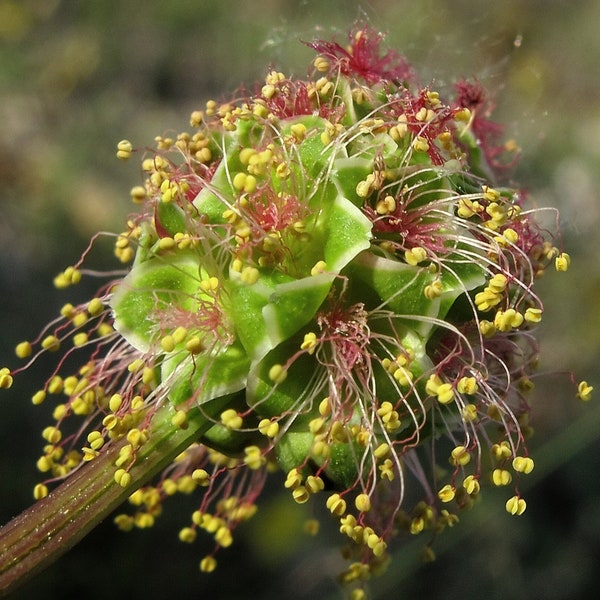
[246,334,318,419]
[227,272,334,362]
[161,340,250,406]
[198,392,263,455]
[111,252,205,352]
[331,157,373,205]
[155,201,187,237]
[348,251,484,338]
[280,115,333,178]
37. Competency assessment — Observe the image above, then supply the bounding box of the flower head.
[1,24,589,596]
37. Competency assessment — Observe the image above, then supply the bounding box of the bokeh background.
[1,1,599,598]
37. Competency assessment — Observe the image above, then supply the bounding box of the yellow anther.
[555,252,571,272]
[461,403,478,422]
[200,276,219,292]
[116,139,133,160]
[36,455,53,473]
[457,198,483,218]
[240,266,259,285]
[15,341,32,359]
[171,410,189,429]
[232,172,248,191]
[577,380,593,402]
[114,468,132,488]
[308,416,326,435]
[41,335,60,352]
[356,173,378,198]
[412,136,429,153]
[215,526,233,548]
[374,442,390,460]
[126,428,147,449]
[457,376,478,395]
[275,162,291,179]
[189,110,204,127]
[313,56,330,72]
[158,237,176,251]
[524,307,543,323]
[160,335,176,353]
[494,308,524,332]
[463,475,480,495]
[128,358,144,372]
[220,409,243,430]
[318,397,331,417]
[305,475,325,494]
[31,390,46,405]
[479,320,496,337]
[375,194,396,215]
[355,493,371,512]
[300,332,318,354]
[199,556,217,573]
[268,363,287,384]
[86,431,104,451]
[326,493,347,516]
[512,456,535,474]
[129,185,146,203]
[185,336,204,354]
[501,228,519,244]
[86,297,104,317]
[488,273,508,292]
[438,484,456,503]
[261,83,277,99]
[258,418,279,438]
[244,445,266,470]
[72,332,88,347]
[171,326,187,344]
[379,458,395,480]
[310,260,327,276]
[505,495,527,515]
[450,445,470,466]
[97,323,114,337]
[404,246,428,266]
[482,185,500,202]
[45,376,62,395]
[292,486,310,504]
[492,468,512,486]
[192,469,210,486]
[179,527,197,543]
[409,516,425,534]
[109,393,123,413]
[491,441,512,461]
[290,123,307,142]
[142,367,155,385]
[475,289,501,312]
[82,447,99,461]
[436,383,454,404]
[179,474,198,493]
[33,483,49,500]
[424,279,443,300]
[454,107,471,122]
[0,368,14,389]
[71,312,88,328]
[42,426,62,444]
[284,468,303,490]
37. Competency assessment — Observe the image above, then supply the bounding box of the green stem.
[0,401,218,597]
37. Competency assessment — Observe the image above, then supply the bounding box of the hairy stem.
[0,401,220,597]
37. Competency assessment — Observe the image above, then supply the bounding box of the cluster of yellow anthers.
[1,25,595,599]
[436,441,535,510]
[113,456,259,573]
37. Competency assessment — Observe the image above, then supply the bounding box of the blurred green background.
[1,1,599,598]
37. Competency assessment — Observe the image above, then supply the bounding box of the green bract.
[110,92,491,480]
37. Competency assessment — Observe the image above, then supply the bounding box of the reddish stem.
[0,403,216,596]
